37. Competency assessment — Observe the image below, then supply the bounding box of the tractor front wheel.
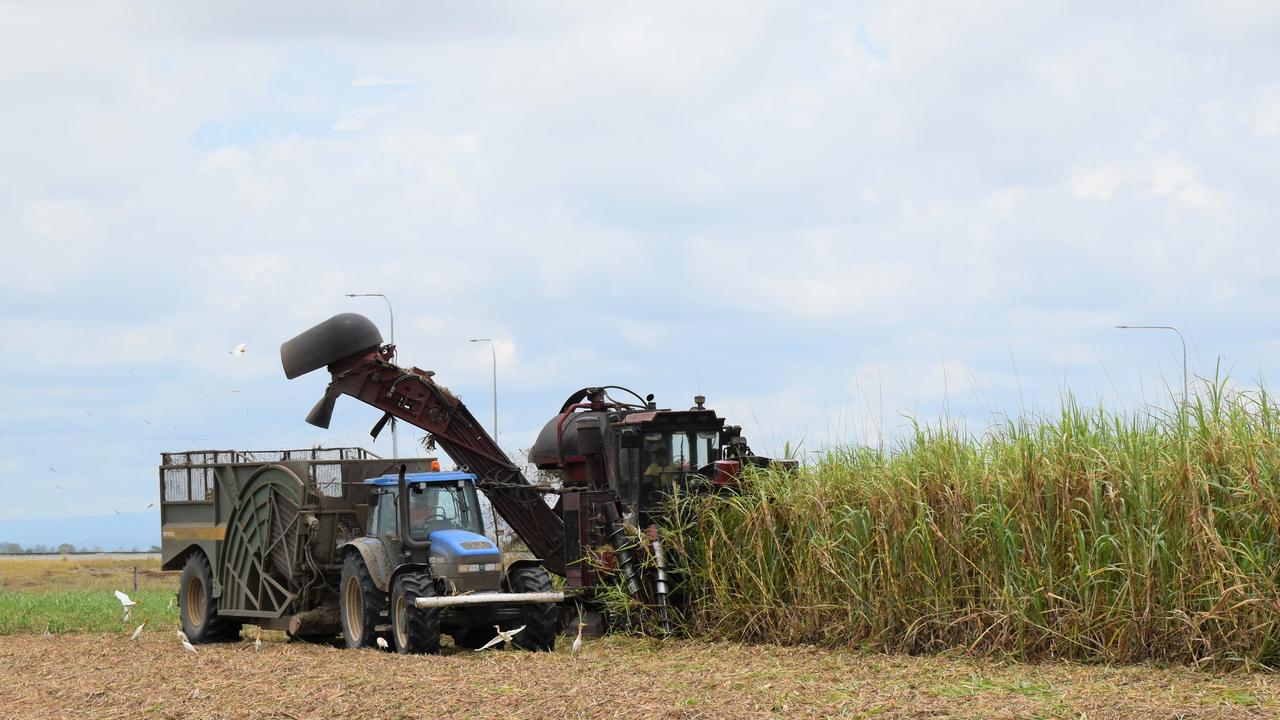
[391,573,441,654]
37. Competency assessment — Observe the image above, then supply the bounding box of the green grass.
[667,377,1280,667]
[0,590,177,634]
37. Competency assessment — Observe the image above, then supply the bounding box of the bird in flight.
[114,590,139,622]
[230,342,247,356]
[475,624,525,651]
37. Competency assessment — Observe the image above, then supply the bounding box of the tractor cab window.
[407,482,483,539]
[373,490,399,541]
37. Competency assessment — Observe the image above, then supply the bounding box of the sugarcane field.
[5,3,1280,719]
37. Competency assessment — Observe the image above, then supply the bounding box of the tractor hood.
[428,529,499,558]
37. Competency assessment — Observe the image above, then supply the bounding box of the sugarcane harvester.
[282,313,773,640]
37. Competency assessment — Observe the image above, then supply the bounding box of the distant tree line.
[0,541,161,554]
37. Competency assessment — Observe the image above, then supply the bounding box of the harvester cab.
[527,387,760,528]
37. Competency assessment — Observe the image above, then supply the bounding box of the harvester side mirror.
[306,388,340,429]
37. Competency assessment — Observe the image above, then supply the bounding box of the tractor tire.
[340,552,386,649]
[505,565,558,652]
[179,552,241,643]
[451,626,496,650]
[391,573,440,655]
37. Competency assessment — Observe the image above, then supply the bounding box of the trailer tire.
[179,552,241,643]
[506,565,558,651]
[391,573,440,655]
[340,552,385,649]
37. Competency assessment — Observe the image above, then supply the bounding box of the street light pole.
[1114,324,1188,404]
[347,293,398,457]
[469,338,501,550]
[468,338,498,443]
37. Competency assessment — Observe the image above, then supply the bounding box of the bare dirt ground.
[1,632,1277,719]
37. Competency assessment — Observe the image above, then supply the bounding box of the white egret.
[230,343,247,356]
[376,636,389,650]
[131,622,146,640]
[114,590,139,622]
[254,627,262,653]
[475,625,525,652]
[572,622,586,658]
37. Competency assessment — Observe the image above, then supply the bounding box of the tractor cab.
[363,471,501,592]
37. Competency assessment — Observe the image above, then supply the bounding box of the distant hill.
[0,512,160,552]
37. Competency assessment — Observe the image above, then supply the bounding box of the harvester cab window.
[669,434,690,468]
[696,431,720,467]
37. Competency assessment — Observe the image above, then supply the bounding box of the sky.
[2,2,1280,526]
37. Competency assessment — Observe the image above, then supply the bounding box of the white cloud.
[1254,86,1280,138]
[1069,164,1125,201]
[1149,154,1220,209]
[199,145,252,172]
[352,74,406,87]
[333,104,398,132]
[22,200,93,239]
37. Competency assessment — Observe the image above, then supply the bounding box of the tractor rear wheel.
[179,552,241,643]
[340,553,385,649]
[391,573,441,654]
[505,565,557,651]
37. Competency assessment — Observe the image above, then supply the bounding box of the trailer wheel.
[391,573,440,655]
[506,565,558,651]
[340,553,386,649]
[179,552,241,643]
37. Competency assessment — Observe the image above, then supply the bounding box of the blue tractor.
[339,468,560,653]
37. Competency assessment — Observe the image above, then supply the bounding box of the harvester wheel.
[340,553,386,649]
[391,573,440,655]
[506,565,558,651]
[179,552,241,643]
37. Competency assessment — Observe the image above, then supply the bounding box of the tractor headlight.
[456,562,499,573]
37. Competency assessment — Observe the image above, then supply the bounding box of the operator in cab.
[644,448,678,480]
